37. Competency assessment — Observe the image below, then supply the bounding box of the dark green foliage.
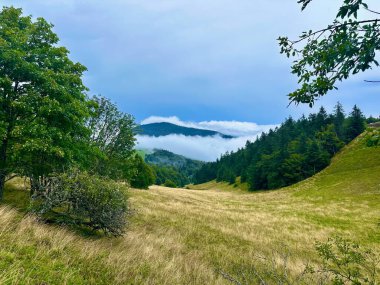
[0,7,90,199]
[345,105,366,142]
[31,172,129,236]
[279,0,380,105]
[136,122,233,138]
[333,102,346,141]
[366,116,380,124]
[130,155,156,189]
[195,105,367,191]
[163,179,177,188]
[145,149,204,187]
[365,128,380,147]
[151,165,189,187]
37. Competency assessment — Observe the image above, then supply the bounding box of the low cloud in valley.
[136,117,278,161]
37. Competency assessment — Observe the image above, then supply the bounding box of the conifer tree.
[333,102,346,140]
[346,105,366,142]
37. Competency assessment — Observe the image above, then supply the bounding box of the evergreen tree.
[333,102,346,141]
[317,124,344,156]
[345,105,366,142]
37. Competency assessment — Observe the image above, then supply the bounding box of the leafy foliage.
[195,104,367,190]
[0,7,90,198]
[310,236,379,285]
[87,95,136,180]
[365,128,380,147]
[130,155,156,189]
[151,165,190,187]
[31,171,129,236]
[163,179,177,188]
[279,0,380,105]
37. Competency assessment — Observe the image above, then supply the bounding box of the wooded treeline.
[195,104,374,190]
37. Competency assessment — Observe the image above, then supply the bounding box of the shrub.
[310,236,379,285]
[31,171,129,236]
[164,179,177,188]
[365,128,380,147]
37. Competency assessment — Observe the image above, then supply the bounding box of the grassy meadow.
[0,132,379,284]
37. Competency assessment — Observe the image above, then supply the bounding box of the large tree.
[279,0,380,106]
[0,7,89,199]
[87,95,136,180]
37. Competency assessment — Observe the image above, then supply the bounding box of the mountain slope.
[136,122,234,138]
[1,131,379,284]
[145,149,204,187]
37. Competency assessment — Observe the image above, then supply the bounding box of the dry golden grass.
[0,134,379,284]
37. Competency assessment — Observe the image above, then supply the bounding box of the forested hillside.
[145,149,204,187]
[195,104,378,190]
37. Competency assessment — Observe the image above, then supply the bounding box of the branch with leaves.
[279,0,380,106]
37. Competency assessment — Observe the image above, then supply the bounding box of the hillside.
[140,149,204,187]
[136,122,234,138]
[145,149,204,169]
[1,131,379,284]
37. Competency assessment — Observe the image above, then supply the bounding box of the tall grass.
[0,133,379,284]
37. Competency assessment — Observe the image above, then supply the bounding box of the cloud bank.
[140,116,277,137]
[136,117,278,161]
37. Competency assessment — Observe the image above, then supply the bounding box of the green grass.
[0,132,379,284]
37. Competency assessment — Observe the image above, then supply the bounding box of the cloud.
[140,116,277,137]
[136,134,257,162]
[137,116,278,161]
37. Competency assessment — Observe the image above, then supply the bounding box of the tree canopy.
[195,104,367,190]
[0,7,89,198]
[279,0,380,105]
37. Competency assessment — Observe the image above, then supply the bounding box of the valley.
[2,131,379,284]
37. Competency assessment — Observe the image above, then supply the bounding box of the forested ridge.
[145,149,204,187]
[195,104,378,190]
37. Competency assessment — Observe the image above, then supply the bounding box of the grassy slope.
[1,133,379,284]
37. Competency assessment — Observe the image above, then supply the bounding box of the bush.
[164,179,177,188]
[365,128,380,147]
[31,171,129,236]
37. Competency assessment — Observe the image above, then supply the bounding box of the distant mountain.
[135,122,234,138]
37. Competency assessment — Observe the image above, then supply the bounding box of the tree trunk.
[0,139,8,200]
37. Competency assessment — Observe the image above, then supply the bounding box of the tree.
[317,124,345,155]
[87,95,136,180]
[346,105,366,141]
[333,102,346,140]
[0,7,89,199]
[279,0,380,105]
[130,155,156,189]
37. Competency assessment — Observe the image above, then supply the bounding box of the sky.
[3,0,380,125]
[3,0,380,161]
